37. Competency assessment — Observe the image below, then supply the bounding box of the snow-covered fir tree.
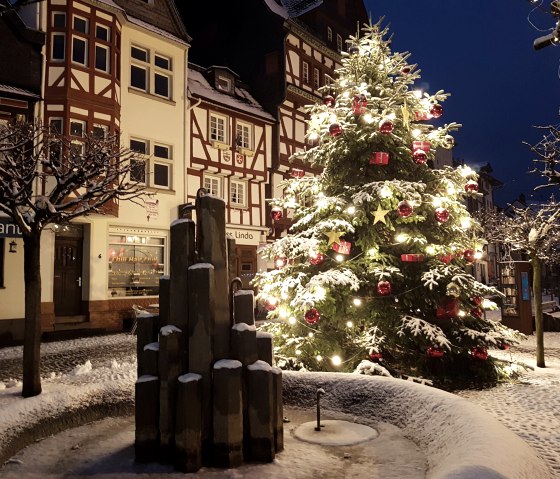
[254,23,523,380]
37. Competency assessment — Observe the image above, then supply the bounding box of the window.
[53,12,66,28]
[217,76,232,93]
[302,61,309,83]
[235,123,251,150]
[203,174,222,197]
[130,138,148,183]
[108,231,165,297]
[92,124,108,140]
[70,142,85,158]
[72,36,87,65]
[95,44,110,72]
[152,144,172,189]
[96,24,110,41]
[130,46,173,99]
[70,119,85,137]
[230,179,247,207]
[73,16,88,34]
[336,34,343,53]
[210,113,227,143]
[313,68,320,89]
[327,26,332,42]
[49,118,63,135]
[52,33,65,61]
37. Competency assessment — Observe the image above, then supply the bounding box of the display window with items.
[108,231,165,297]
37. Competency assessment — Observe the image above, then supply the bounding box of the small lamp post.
[315,388,325,431]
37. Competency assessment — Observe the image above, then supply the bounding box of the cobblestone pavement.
[0,333,136,383]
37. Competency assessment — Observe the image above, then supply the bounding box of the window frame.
[203,173,222,198]
[53,11,66,28]
[71,35,88,66]
[313,67,320,89]
[95,44,110,73]
[152,143,172,189]
[230,179,247,208]
[95,24,110,41]
[51,33,66,61]
[130,45,173,99]
[302,60,310,84]
[73,15,88,34]
[235,122,252,150]
[327,26,332,42]
[209,113,228,144]
[92,124,109,140]
[70,119,85,137]
[129,138,148,184]
[336,34,343,53]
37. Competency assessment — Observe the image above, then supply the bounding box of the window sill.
[146,187,176,195]
[230,204,248,210]
[128,87,175,106]
[211,140,230,151]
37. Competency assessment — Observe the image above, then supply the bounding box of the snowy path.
[458,333,560,476]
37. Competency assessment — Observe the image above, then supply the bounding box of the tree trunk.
[532,256,545,368]
[22,231,42,397]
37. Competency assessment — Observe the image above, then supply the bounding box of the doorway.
[235,245,257,289]
[53,225,84,318]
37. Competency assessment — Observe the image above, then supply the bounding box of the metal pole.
[315,388,325,431]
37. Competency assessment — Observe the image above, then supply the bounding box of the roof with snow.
[0,84,40,98]
[187,66,276,123]
[264,0,323,18]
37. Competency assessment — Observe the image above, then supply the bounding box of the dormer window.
[216,75,232,93]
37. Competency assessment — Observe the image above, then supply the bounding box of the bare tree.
[527,124,560,188]
[0,120,147,397]
[481,202,560,368]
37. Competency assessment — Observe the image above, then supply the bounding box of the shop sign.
[226,227,262,245]
[0,217,23,238]
[145,199,159,219]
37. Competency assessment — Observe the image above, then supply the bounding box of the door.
[236,245,257,289]
[54,237,83,316]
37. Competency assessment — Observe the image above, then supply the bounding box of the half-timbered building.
[0,0,190,342]
[186,64,275,284]
[177,0,368,241]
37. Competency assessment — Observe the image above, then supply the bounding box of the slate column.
[246,360,275,462]
[213,359,243,468]
[135,375,160,462]
[158,325,183,461]
[158,275,170,331]
[136,311,157,376]
[175,373,202,473]
[187,263,215,460]
[271,367,284,452]
[256,331,274,366]
[197,195,230,360]
[141,342,159,377]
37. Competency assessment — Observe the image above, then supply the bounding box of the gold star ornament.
[324,231,344,246]
[373,205,390,225]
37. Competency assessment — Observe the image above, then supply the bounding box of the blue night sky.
[362,0,560,206]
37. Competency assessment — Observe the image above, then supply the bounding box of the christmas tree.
[255,23,523,380]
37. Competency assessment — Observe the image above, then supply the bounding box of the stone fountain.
[134,189,283,472]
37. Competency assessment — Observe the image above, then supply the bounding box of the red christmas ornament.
[323,95,335,107]
[332,240,351,255]
[352,94,367,115]
[426,345,445,358]
[274,256,287,268]
[436,298,459,320]
[412,140,431,152]
[439,254,454,264]
[304,307,320,325]
[376,280,392,296]
[270,207,283,221]
[429,104,443,118]
[414,111,430,121]
[265,299,278,312]
[401,254,425,262]
[329,123,343,137]
[434,207,450,223]
[471,296,483,306]
[378,119,394,135]
[397,200,413,217]
[348,45,360,55]
[471,346,488,361]
[400,66,411,75]
[465,180,479,192]
[369,351,383,362]
[463,249,476,263]
[309,252,326,266]
[290,168,305,179]
[499,343,510,351]
[412,149,427,165]
[471,307,484,319]
[369,151,389,165]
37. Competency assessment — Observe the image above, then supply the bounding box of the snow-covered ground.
[1,332,559,478]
